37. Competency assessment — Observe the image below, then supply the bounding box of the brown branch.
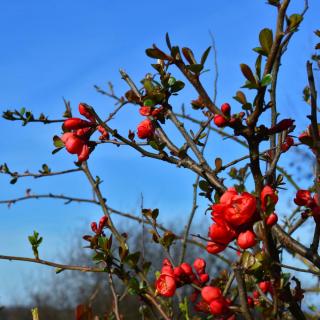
[107,271,121,320]
[0,254,104,272]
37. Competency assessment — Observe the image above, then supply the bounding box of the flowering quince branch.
[2,1,320,318]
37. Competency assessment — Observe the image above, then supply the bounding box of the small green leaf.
[20,107,26,116]
[168,77,176,86]
[186,64,203,74]
[200,46,211,66]
[233,91,247,105]
[288,14,303,30]
[10,177,18,184]
[261,74,272,87]
[145,47,170,60]
[182,47,197,65]
[240,64,257,85]
[170,80,185,92]
[259,28,273,55]
[199,180,210,192]
[53,135,64,148]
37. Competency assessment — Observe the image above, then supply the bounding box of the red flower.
[221,103,231,116]
[294,190,312,206]
[269,119,295,134]
[63,118,93,130]
[212,188,256,228]
[237,230,256,249]
[97,125,110,140]
[213,114,228,127]
[209,298,229,315]
[155,274,176,297]
[199,273,209,284]
[137,119,154,139]
[61,132,90,162]
[258,281,271,294]
[261,185,278,211]
[193,258,206,275]
[266,213,278,227]
[201,286,222,303]
[208,221,236,245]
[139,106,152,116]
[79,103,96,122]
[206,241,227,254]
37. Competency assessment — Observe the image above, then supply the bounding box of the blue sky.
[1,0,320,306]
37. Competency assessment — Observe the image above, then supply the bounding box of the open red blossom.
[237,230,256,249]
[294,190,312,206]
[206,241,227,254]
[155,274,176,297]
[261,185,278,211]
[137,119,154,139]
[193,258,206,275]
[212,188,256,228]
[208,221,236,245]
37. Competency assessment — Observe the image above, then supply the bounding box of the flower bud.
[139,106,152,116]
[63,118,93,130]
[237,230,256,249]
[265,213,278,226]
[209,298,229,315]
[201,286,222,303]
[213,114,228,127]
[199,273,209,284]
[79,103,96,122]
[193,258,206,275]
[221,103,231,116]
[206,241,227,254]
[294,190,312,206]
[258,281,271,294]
[137,119,154,139]
[261,185,278,211]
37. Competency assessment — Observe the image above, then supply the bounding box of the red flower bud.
[98,216,108,230]
[63,118,93,130]
[201,286,222,303]
[97,125,110,140]
[247,296,254,308]
[258,281,271,294]
[193,258,206,275]
[139,106,152,116]
[266,213,278,226]
[260,185,278,211]
[206,241,227,254]
[61,133,85,155]
[199,273,209,284]
[209,298,229,315]
[137,119,154,139]
[253,290,260,299]
[162,258,172,267]
[91,222,98,233]
[79,103,96,122]
[294,190,312,206]
[208,222,236,245]
[77,144,90,162]
[180,262,193,276]
[269,119,295,134]
[221,103,231,116]
[213,114,228,127]
[237,230,256,249]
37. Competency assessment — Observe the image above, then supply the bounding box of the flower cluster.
[156,258,234,317]
[155,258,209,298]
[91,216,109,235]
[136,102,164,139]
[207,186,278,254]
[60,103,109,162]
[213,103,245,128]
[295,190,320,222]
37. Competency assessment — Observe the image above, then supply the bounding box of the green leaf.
[288,14,303,30]
[182,47,197,65]
[145,47,170,60]
[53,135,64,148]
[199,180,210,192]
[255,55,262,80]
[253,47,268,56]
[261,74,272,87]
[186,64,203,74]
[240,64,257,85]
[233,91,247,105]
[165,32,172,50]
[259,28,273,55]
[200,46,211,66]
[170,80,185,92]
[168,77,176,86]
[52,147,63,155]
[10,177,18,184]
[20,107,26,116]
